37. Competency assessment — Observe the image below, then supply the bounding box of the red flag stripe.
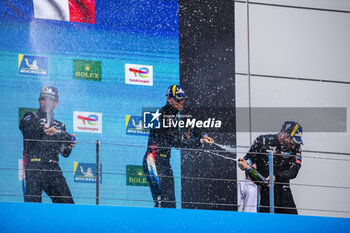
[69,0,95,24]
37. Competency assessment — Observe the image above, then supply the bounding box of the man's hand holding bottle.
[44,125,60,136]
[238,158,268,188]
[200,135,214,145]
[43,125,77,149]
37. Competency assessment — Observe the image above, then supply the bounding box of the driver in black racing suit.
[143,84,214,208]
[19,86,76,203]
[239,121,303,214]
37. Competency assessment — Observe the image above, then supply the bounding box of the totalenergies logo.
[125,64,153,86]
[78,114,98,125]
[74,111,102,134]
[129,67,149,78]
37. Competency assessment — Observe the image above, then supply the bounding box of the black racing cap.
[39,86,59,101]
[166,84,188,101]
[281,121,303,145]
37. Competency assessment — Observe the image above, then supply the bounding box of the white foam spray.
[213,142,237,154]
[46,112,51,127]
[207,151,238,162]
[204,143,238,162]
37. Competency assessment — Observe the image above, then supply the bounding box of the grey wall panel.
[249,4,350,82]
[251,0,350,12]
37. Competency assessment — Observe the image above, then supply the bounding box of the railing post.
[96,140,100,205]
[268,150,274,213]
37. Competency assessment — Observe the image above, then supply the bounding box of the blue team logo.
[73,162,102,183]
[126,115,149,136]
[143,109,161,129]
[18,54,48,76]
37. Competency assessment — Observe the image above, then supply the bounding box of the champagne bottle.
[56,130,76,145]
[245,167,268,188]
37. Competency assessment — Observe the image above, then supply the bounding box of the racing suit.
[244,134,302,214]
[143,102,205,208]
[19,109,74,203]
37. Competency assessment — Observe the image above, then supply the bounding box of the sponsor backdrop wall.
[0,0,181,206]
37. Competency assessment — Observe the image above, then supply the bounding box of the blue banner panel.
[1,202,350,233]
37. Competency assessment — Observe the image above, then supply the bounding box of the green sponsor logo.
[126,165,148,186]
[73,59,102,81]
[18,107,38,125]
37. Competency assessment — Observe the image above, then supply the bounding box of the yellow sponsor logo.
[30,158,41,162]
[290,124,299,136]
[172,85,176,96]
[125,115,131,128]
[18,54,24,68]
[128,176,148,185]
[160,154,168,158]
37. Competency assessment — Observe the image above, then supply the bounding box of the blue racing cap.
[281,121,303,145]
[39,86,59,101]
[166,84,188,101]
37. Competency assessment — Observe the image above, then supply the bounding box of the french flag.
[33,0,95,24]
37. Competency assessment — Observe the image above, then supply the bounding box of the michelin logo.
[126,115,149,135]
[73,162,102,183]
[18,54,48,76]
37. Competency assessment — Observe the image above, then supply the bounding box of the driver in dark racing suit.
[143,84,214,208]
[19,86,76,203]
[239,121,303,214]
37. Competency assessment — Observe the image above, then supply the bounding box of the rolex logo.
[73,60,102,81]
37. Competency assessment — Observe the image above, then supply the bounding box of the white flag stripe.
[18,159,23,181]
[33,0,69,21]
